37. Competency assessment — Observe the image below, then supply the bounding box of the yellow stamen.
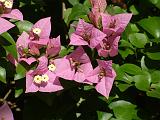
[4,1,13,8]
[33,75,42,84]
[41,74,49,82]
[48,64,56,72]
[32,28,41,35]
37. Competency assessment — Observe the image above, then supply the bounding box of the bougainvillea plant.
[1,0,160,119]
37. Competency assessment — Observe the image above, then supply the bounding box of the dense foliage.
[1,0,160,120]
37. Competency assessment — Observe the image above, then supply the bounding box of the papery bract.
[70,19,106,48]
[0,17,14,34]
[66,46,93,83]
[0,102,14,120]
[46,35,61,57]
[87,60,116,97]
[30,17,51,40]
[96,36,120,57]
[102,13,132,37]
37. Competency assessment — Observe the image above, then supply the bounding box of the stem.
[3,89,12,101]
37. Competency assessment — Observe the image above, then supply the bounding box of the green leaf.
[15,20,33,34]
[148,0,160,9]
[117,83,131,92]
[68,0,80,6]
[141,56,148,71]
[1,32,16,45]
[67,4,89,24]
[133,72,151,91]
[120,64,142,75]
[129,33,148,48]
[129,5,139,15]
[147,89,160,99]
[109,100,138,120]
[14,63,27,80]
[0,66,6,83]
[63,8,72,23]
[15,89,23,98]
[151,71,160,83]
[146,52,160,60]
[97,111,113,120]
[138,17,160,39]
[119,48,134,59]
[0,32,17,58]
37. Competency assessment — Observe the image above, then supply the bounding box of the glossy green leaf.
[117,83,131,92]
[15,89,23,98]
[146,52,160,60]
[133,72,151,91]
[68,0,80,6]
[16,20,33,34]
[129,33,148,48]
[149,0,160,9]
[109,100,138,120]
[141,56,148,71]
[138,17,160,38]
[14,63,27,80]
[120,64,142,75]
[67,4,89,24]
[97,111,113,120]
[0,32,17,58]
[0,66,6,83]
[129,5,139,15]
[147,89,160,99]
[151,71,160,83]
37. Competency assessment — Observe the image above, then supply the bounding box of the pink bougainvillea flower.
[61,46,93,83]
[26,56,63,93]
[0,102,14,120]
[46,35,61,57]
[29,17,51,41]
[96,35,120,57]
[16,32,37,65]
[0,0,23,34]
[52,57,75,80]
[0,17,14,34]
[87,60,116,97]
[70,19,106,48]
[89,0,107,28]
[101,13,132,37]
[90,0,107,13]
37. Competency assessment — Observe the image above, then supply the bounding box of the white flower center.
[32,28,41,35]
[0,0,6,3]
[34,75,42,84]
[4,1,13,8]
[41,74,49,82]
[48,64,56,72]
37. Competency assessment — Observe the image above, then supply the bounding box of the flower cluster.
[5,0,132,98]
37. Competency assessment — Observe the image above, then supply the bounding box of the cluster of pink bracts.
[0,0,132,119]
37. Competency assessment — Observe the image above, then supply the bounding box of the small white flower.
[33,75,42,84]
[4,1,13,9]
[0,0,6,3]
[48,64,56,72]
[41,74,49,82]
[32,28,41,35]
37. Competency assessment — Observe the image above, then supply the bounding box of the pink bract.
[66,46,93,83]
[46,35,61,57]
[0,102,14,120]
[70,19,106,48]
[96,36,121,57]
[87,60,116,97]
[102,13,132,37]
